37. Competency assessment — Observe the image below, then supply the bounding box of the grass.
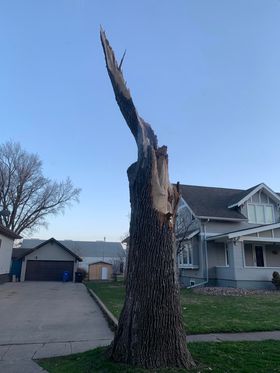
[86,281,280,334]
[87,281,125,319]
[38,341,280,372]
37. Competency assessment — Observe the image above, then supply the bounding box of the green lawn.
[86,281,280,334]
[38,341,280,373]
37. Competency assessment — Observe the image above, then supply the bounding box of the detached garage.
[19,238,82,282]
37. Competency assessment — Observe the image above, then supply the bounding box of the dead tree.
[100,29,195,370]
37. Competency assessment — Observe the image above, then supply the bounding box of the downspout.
[187,219,209,289]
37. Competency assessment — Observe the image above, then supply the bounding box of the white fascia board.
[208,223,280,241]
[198,216,247,222]
[228,183,280,208]
[240,236,280,243]
[228,223,280,239]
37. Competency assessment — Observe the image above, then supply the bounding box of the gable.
[228,183,280,208]
[25,241,76,261]
[241,189,280,224]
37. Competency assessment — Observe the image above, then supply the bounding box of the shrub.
[272,271,280,290]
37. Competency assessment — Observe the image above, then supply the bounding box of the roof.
[228,183,280,208]
[18,239,125,258]
[0,224,21,240]
[16,238,82,261]
[12,248,33,260]
[207,222,280,241]
[179,184,248,220]
[89,261,113,266]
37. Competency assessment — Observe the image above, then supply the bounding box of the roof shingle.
[179,184,249,220]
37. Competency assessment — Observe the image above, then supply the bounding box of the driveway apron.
[0,282,113,372]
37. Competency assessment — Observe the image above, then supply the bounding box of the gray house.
[176,182,280,289]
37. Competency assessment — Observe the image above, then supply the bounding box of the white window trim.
[247,203,275,224]
[178,242,193,267]
[243,242,267,268]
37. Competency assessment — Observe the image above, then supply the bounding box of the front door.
[255,246,264,267]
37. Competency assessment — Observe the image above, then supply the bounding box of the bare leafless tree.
[176,214,199,255]
[0,141,81,235]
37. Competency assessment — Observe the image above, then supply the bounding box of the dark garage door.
[25,260,74,281]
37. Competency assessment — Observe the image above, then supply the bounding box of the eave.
[207,222,280,241]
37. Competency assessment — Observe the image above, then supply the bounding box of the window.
[179,242,193,266]
[244,243,266,267]
[247,204,274,224]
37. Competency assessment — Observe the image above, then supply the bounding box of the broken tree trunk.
[100,29,195,370]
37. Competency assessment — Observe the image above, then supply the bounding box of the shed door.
[25,260,74,281]
[101,267,108,280]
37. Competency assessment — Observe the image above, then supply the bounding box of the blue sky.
[1,1,280,241]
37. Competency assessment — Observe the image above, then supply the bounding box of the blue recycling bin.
[63,271,70,282]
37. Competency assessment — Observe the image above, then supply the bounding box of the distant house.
[12,238,126,281]
[0,224,21,283]
[176,183,280,289]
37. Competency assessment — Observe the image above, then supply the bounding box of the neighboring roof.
[207,222,280,241]
[17,238,82,261]
[0,224,21,240]
[19,239,125,258]
[89,261,113,266]
[12,248,33,260]
[179,184,247,220]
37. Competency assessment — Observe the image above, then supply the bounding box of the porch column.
[228,239,244,284]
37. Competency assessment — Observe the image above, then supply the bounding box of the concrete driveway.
[0,282,113,372]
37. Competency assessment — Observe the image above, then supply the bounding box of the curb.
[86,286,118,332]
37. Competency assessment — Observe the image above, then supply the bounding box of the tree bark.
[100,29,195,370]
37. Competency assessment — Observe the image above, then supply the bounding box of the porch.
[207,224,280,289]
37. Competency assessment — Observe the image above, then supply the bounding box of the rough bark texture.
[100,29,195,370]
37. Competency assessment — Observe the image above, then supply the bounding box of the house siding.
[0,233,14,282]
[265,245,280,267]
[241,192,280,224]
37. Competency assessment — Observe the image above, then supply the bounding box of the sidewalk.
[187,330,280,342]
